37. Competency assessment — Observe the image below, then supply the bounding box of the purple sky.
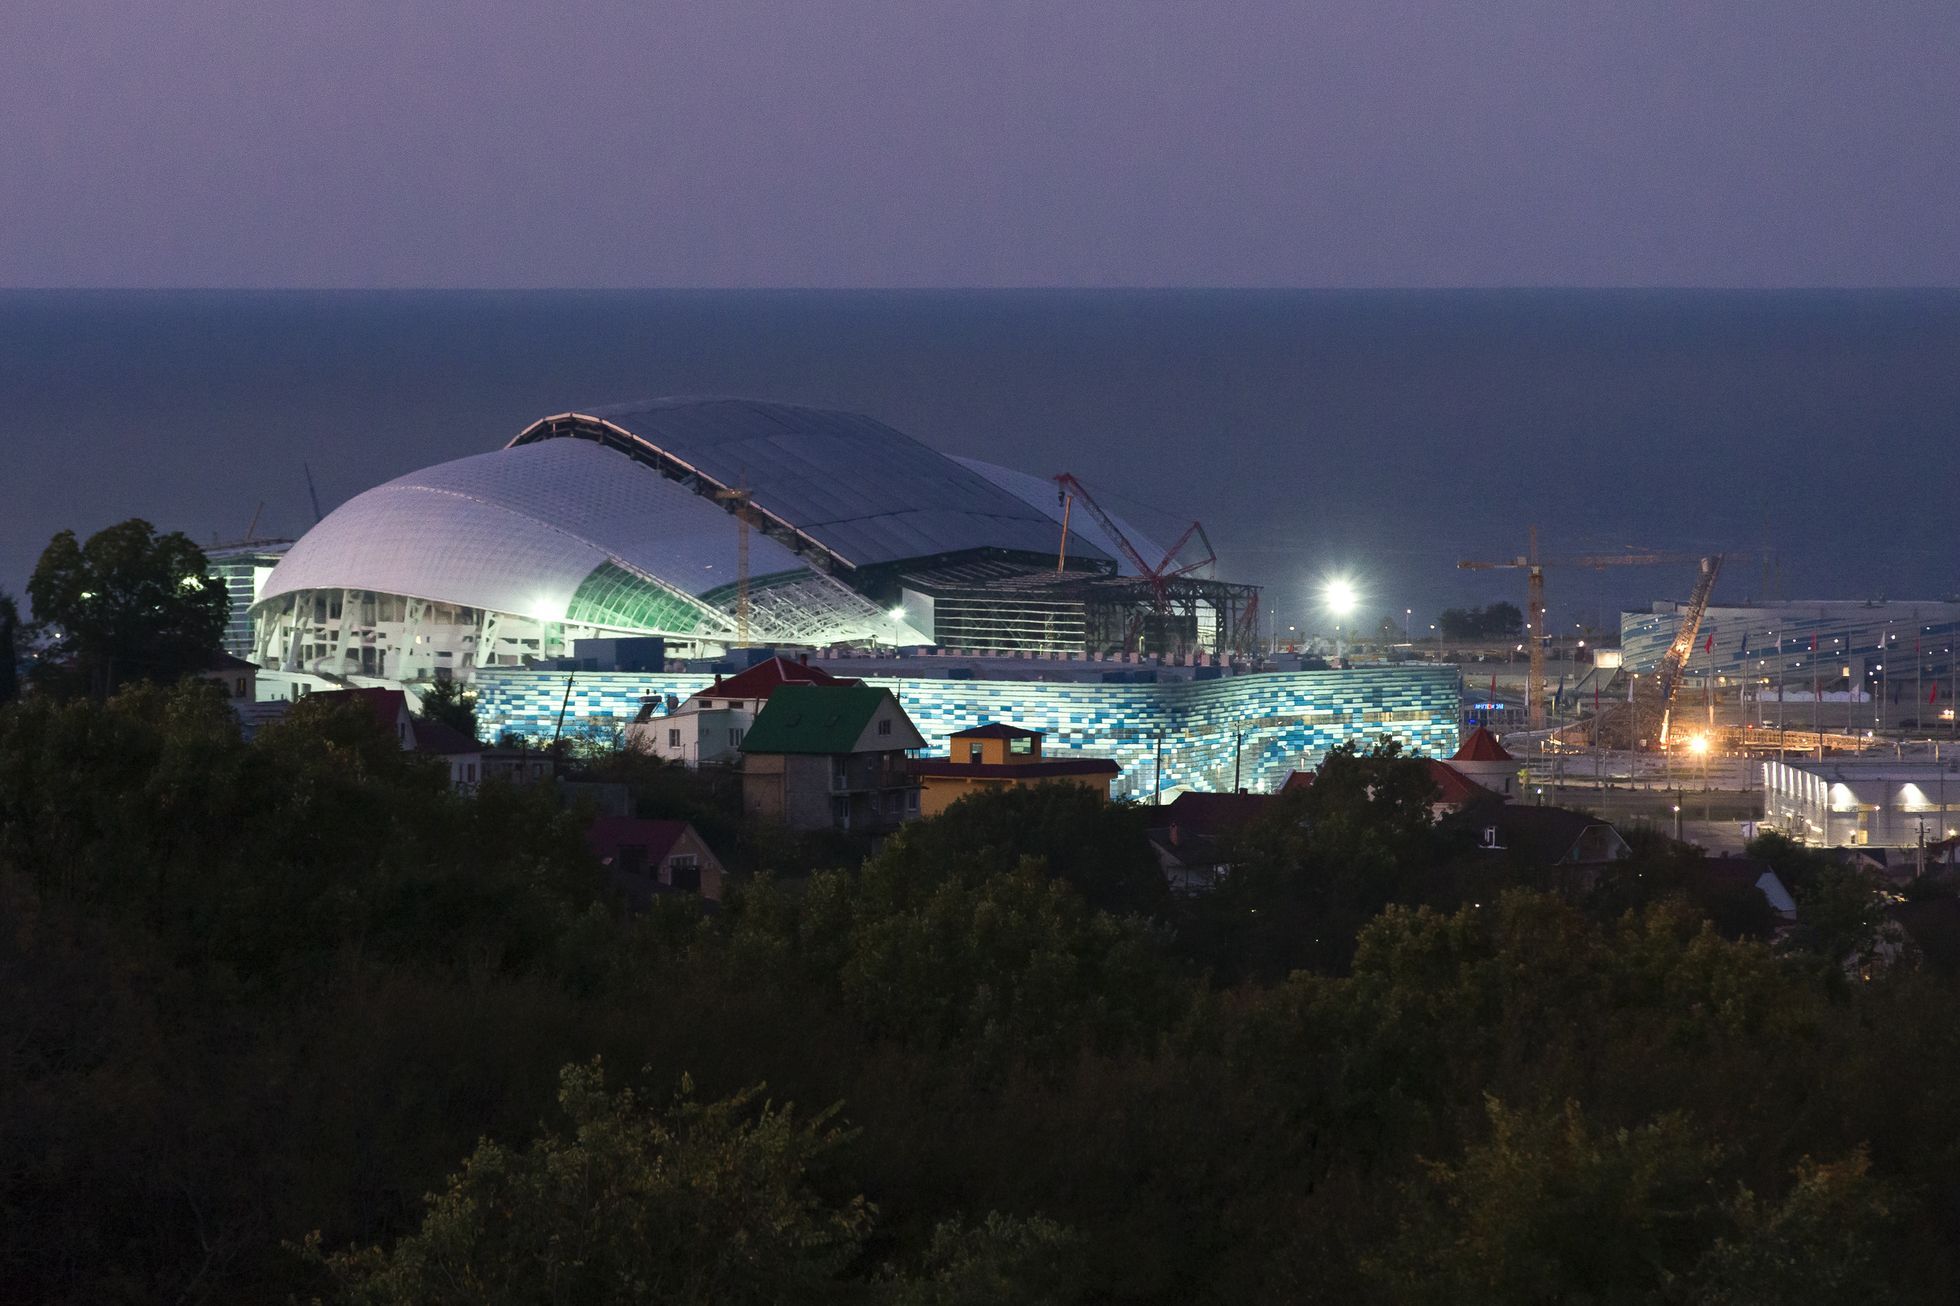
[2,1,1956,288]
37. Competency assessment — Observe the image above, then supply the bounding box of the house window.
[832,757,850,790]
[668,854,700,892]
[729,728,744,745]
[877,718,892,736]
[1009,736,1033,755]
[465,763,477,783]
[668,728,681,747]
[234,676,248,697]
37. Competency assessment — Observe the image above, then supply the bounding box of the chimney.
[799,652,809,665]
[713,673,723,688]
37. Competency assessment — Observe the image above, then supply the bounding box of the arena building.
[476,658,1462,799]
[250,397,1261,680]
[1623,600,1960,730]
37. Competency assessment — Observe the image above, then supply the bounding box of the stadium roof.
[260,439,825,637]
[510,398,1113,571]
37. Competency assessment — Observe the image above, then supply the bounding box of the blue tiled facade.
[476,664,1463,796]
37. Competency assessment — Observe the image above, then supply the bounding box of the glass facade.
[475,663,1462,796]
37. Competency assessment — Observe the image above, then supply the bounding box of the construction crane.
[1458,528,1712,731]
[1054,473,1216,598]
[1654,553,1724,747]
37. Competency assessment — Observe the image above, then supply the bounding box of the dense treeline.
[4,683,1959,1302]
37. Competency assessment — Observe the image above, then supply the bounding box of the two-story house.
[738,684,925,832]
[626,656,861,767]
[908,722,1119,817]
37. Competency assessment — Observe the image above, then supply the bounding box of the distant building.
[1624,599,1960,732]
[1457,801,1633,869]
[585,815,725,904]
[1764,757,1960,849]
[625,656,859,767]
[307,686,483,790]
[1150,823,1235,895]
[194,651,261,702]
[204,540,292,659]
[909,722,1118,817]
[739,684,926,832]
[1448,725,1521,799]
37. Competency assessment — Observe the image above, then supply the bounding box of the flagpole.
[1777,630,1785,763]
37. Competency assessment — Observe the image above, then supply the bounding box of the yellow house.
[909,723,1119,818]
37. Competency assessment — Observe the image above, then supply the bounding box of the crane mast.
[1655,554,1724,747]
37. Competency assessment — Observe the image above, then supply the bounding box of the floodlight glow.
[1323,578,1357,617]
[888,607,907,621]
[1687,734,1710,756]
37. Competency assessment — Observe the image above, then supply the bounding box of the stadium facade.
[476,661,1462,799]
[1623,600,1960,723]
[250,397,1260,678]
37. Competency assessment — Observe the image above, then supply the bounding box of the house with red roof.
[1448,725,1522,799]
[585,815,725,904]
[307,686,484,790]
[625,655,862,767]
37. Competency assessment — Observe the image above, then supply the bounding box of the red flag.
[1809,633,1817,651]
[1489,674,1497,696]
[1703,633,1714,654]
[1932,683,1940,705]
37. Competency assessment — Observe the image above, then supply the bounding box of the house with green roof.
[739,684,927,832]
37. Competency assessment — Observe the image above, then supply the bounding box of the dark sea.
[3,289,1957,633]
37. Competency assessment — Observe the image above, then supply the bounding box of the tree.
[416,677,479,741]
[311,1060,873,1305]
[1373,1097,1720,1305]
[0,590,18,705]
[1485,600,1525,637]
[26,519,227,696]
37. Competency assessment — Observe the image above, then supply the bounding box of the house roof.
[1147,825,1228,868]
[1160,791,1274,835]
[1458,800,1622,866]
[1425,759,1500,807]
[585,816,692,865]
[412,716,482,755]
[1701,856,1798,916]
[740,684,910,755]
[950,722,1043,740]
[1280,769,1315,793]
[910,756,1118,779]
[700,655,860,704]
[200,651,261,673]
[1453,725,1513,762]
[312,687,411,733]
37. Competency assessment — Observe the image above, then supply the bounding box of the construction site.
[1447,529,1960,852]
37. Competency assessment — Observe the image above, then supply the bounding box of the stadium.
[251,397,1263,680]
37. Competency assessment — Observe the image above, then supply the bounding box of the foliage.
[1184,737,1444,978]
[1439,601,1526,641]
[414,676,479,741]
[312,1060,873,1306]
[864,782,1168,917]
[4,683,1959,1304]
[0,590,18,704]
[1375,1097,1720,1304]
[26,518,227,696]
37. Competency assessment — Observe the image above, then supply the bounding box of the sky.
[2,0,1956,289]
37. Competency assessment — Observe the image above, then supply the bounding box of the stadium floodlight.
[1323,577,1358,618]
